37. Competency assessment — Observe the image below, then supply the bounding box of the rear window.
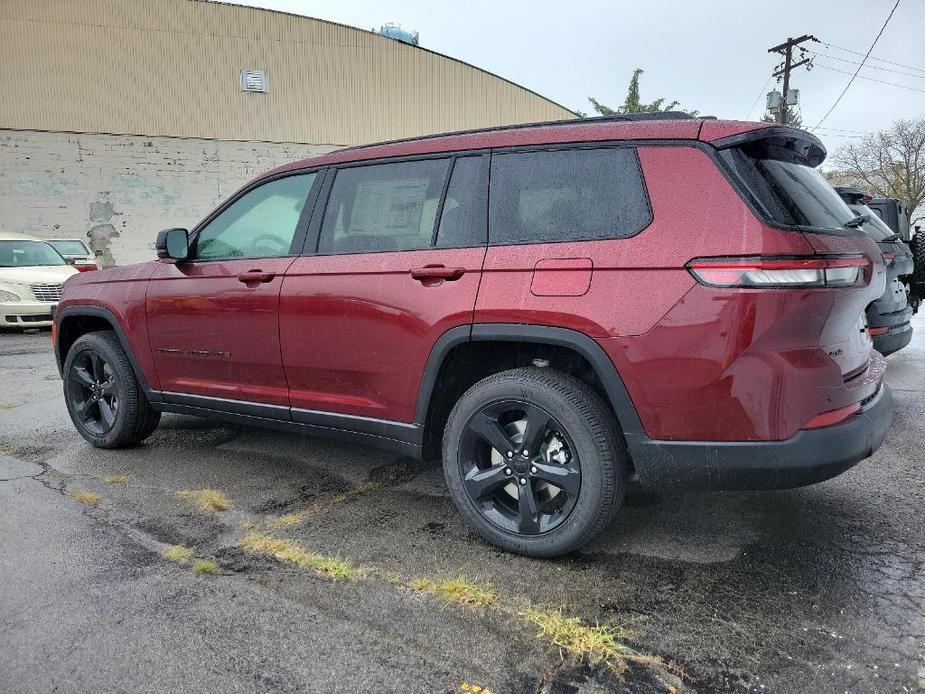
[845,202,895,242]
[720,147,857,232]
[489,147,651,244]
[47,240,90,255]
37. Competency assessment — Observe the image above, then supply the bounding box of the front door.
[280,155,488,423]
[146,172,319,406]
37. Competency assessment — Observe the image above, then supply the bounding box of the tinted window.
[720,148,855,231]
[435,156,486,248]
[318,159,451,254]
[0,240,66,267]
[194,173,316,260]
[845,202,895,241]
[489,148,650,244]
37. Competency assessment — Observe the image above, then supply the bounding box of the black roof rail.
[333,112,703,154]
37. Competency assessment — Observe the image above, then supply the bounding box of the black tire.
[442,367,626,557]
[63,330,160,448]
[910,233,925,290]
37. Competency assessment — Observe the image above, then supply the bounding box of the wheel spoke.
[464,464,511,500]
[75,398,93,421]
[98,398,116,427]
[517,480,540,534]
[100,379,115,395]
[71,366,95,387]
[90,352,105,382]
[532,461,581,497]
[468,411,516,457]
[519,404,551,456]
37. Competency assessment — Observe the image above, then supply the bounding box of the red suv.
[54,115,893,556]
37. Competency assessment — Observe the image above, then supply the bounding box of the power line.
[814,62,925,95]
[811,52,925,80]
[812,0,903,131]
[745,75,773,120]
[819,40,925,74]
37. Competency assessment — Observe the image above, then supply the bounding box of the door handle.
[410,265,465,282]
[237,270,276,284]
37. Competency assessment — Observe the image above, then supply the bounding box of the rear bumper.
[873,321,913,356]
[626,384,893,490]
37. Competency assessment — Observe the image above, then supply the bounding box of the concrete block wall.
[0,129,337,266]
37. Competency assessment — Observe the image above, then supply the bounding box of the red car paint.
[56,117,887,454]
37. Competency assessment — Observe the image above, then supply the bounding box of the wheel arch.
[415,323,644,459]
[55,306,160,402]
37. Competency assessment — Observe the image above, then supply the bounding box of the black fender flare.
[55,305,161,402]
[413,323,645,438]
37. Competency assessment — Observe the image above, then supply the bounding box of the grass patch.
[410,576,497,610]
[521,606,652,674]
[193,559,219,575]
[267,482,378,529]
[69,490,100,507]
[162,545,194,562]
[240,533,364,580]
[103,474,128,485]
[178,489,230,512]
[0,402,16,411]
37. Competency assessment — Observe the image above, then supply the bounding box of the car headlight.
[0,289,22,302]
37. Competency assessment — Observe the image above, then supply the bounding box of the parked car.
[0,231,77,329]
[53,116,893,556]
[867,197,911,242]
[45,238,99,272]
[835,187,914,355]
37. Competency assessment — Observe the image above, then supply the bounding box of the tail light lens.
[687,256,869,288]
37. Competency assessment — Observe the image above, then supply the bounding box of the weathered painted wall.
[0,129,334,266]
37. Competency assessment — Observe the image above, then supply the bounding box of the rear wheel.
[442,367,626,557]
[63,330,160,448]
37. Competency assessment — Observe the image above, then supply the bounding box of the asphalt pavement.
[1,318,923,693]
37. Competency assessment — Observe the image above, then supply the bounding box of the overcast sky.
[231,0,924,157]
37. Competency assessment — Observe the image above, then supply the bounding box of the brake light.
[869,326,888,336]
[687,256,869,288]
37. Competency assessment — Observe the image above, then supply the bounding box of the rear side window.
[489,147,650,244]
[318,159,451,254]
[435,156,487,248]
[719,147,856,232]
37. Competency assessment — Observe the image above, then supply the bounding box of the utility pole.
[767,35,816,125]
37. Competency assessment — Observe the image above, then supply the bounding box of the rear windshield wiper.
[843,214,868,229]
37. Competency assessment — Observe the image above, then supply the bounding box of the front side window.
[489,147,651,244]
[318,159,451,254]
[0,240,66,267]
[194,173,316,260]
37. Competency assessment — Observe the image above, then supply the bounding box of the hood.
[0,265,78,286]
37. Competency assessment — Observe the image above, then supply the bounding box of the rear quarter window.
[488,147,651,244]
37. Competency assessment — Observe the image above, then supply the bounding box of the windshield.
[0,240,67,267]
[47,239,90,255]
[845,202,896,241]
[720,147,857,232]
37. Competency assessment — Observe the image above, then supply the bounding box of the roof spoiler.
[710,126,827,167]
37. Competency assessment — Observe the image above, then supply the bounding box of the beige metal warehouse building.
[0,0,574,265]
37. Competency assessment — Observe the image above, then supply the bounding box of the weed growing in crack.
[178,489,230,512]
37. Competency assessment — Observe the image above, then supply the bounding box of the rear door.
[280,154,489,424]
[146,172,320,406]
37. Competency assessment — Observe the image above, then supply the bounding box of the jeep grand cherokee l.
[54,115,893,557]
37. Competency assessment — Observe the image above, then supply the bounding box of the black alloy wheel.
[458,400,581,536]
[67,349,120,435]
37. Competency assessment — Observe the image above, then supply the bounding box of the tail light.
[882,252,895,266]
[687,256,869,288]
[75,264,99,272]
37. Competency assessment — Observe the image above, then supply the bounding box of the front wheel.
[63,330,160,448]
[442,367,626,557]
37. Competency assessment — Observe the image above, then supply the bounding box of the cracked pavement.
[1,316,924,693]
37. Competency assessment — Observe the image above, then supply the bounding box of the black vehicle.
[836,187,914,356]
[868,197,911,241]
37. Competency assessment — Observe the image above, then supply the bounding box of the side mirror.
[64,257,76,265]
[156,228,189,260]
[94,249,105,258]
